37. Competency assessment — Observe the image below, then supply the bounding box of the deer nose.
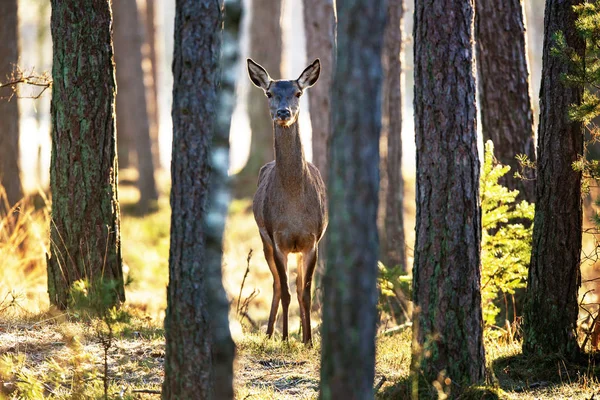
[276,109,291,120]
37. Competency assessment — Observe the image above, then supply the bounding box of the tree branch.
[0,66,52,100]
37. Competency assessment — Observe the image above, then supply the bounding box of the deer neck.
[273,118,307,190]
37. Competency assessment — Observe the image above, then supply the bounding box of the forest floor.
[1,296,599,399]
[1,177,599,399]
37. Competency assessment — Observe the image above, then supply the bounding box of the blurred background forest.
[11,0,547,185]
[2,0,554,316]
[4,0,600,338]
[2,0,600,398]
[4,0,600,345]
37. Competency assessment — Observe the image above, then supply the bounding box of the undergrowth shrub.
[378,141,534,334]
[480,141,534,330]
[69,278,132,399]
[377,262,411,326]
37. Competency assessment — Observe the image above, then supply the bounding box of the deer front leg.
[301,245,318,345]
[273,247,291,341]
[262,239,280,338]
[267,280,281,338]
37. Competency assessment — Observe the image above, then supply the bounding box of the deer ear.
[297,59,320,90]
[247,59,271,90]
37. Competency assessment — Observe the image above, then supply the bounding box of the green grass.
[119,184,171,318]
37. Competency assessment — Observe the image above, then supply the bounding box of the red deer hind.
[247,58,328,345]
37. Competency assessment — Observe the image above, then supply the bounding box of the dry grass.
[0,306,165,399]
[0,187,50,313]
[1,179,600,399]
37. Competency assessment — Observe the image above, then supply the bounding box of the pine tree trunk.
[47,0,124,309]
[141,0,161,170]
[233,0,281,198]
[0,0,23,210]
[475,0,536,202]
[319,1,385,398]
[303,0,335,307]
[382,0,407,271]
[411,0,485,391]
[523,0,584,359]
[113,0,158,212]
[162,0,235,397]
[303,0,334,185]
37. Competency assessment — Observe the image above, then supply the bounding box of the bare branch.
[236,249,253,314]
[0,66,52,100]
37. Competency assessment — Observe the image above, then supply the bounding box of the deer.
[247,58,328,345]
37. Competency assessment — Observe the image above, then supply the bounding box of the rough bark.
[0,0,23,210]
[523,0,584,359]
[319,1,385,399]
[382,0,407,271]
[47,0,124,309]
[162,0,236,398]
[475,0,536,203]
[233,0,282,198]
[411,0,485,392]
[113,0,158,212]
[303,0,335,185]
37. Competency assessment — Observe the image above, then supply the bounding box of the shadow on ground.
[377,376,500,400]
[377,351,600,399]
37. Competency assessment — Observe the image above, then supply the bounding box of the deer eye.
[295,92,302,98]
[266,92,272,98]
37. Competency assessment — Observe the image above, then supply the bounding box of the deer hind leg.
[272,246,291,340]
[301,245,318,345]
[262,242,280,338]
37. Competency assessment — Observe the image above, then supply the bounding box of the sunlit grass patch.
[376,328,412,381]
[0,305,164,399]
[0,187,50,313]
[120,195,170,318]
[235,332,320,400]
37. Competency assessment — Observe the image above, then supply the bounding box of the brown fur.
[248,58,328,345]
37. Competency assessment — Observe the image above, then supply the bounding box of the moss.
[48,0,123,309]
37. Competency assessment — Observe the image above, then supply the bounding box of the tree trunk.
[411,0,485,392]
[47,0,124,309]
[475,0,536,203]
[303,0,335,185]
[0,0,23,211]
[382,0,407,271]
[319,1,385,399]
[206,0,241,394]
[141,0,161,170]
[113,0,158,212]
[233,0,281,198]
[303,0,335,308]
[162,0,236,397]
[523,0,584,359]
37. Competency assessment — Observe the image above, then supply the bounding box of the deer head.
[247,58,320,127]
